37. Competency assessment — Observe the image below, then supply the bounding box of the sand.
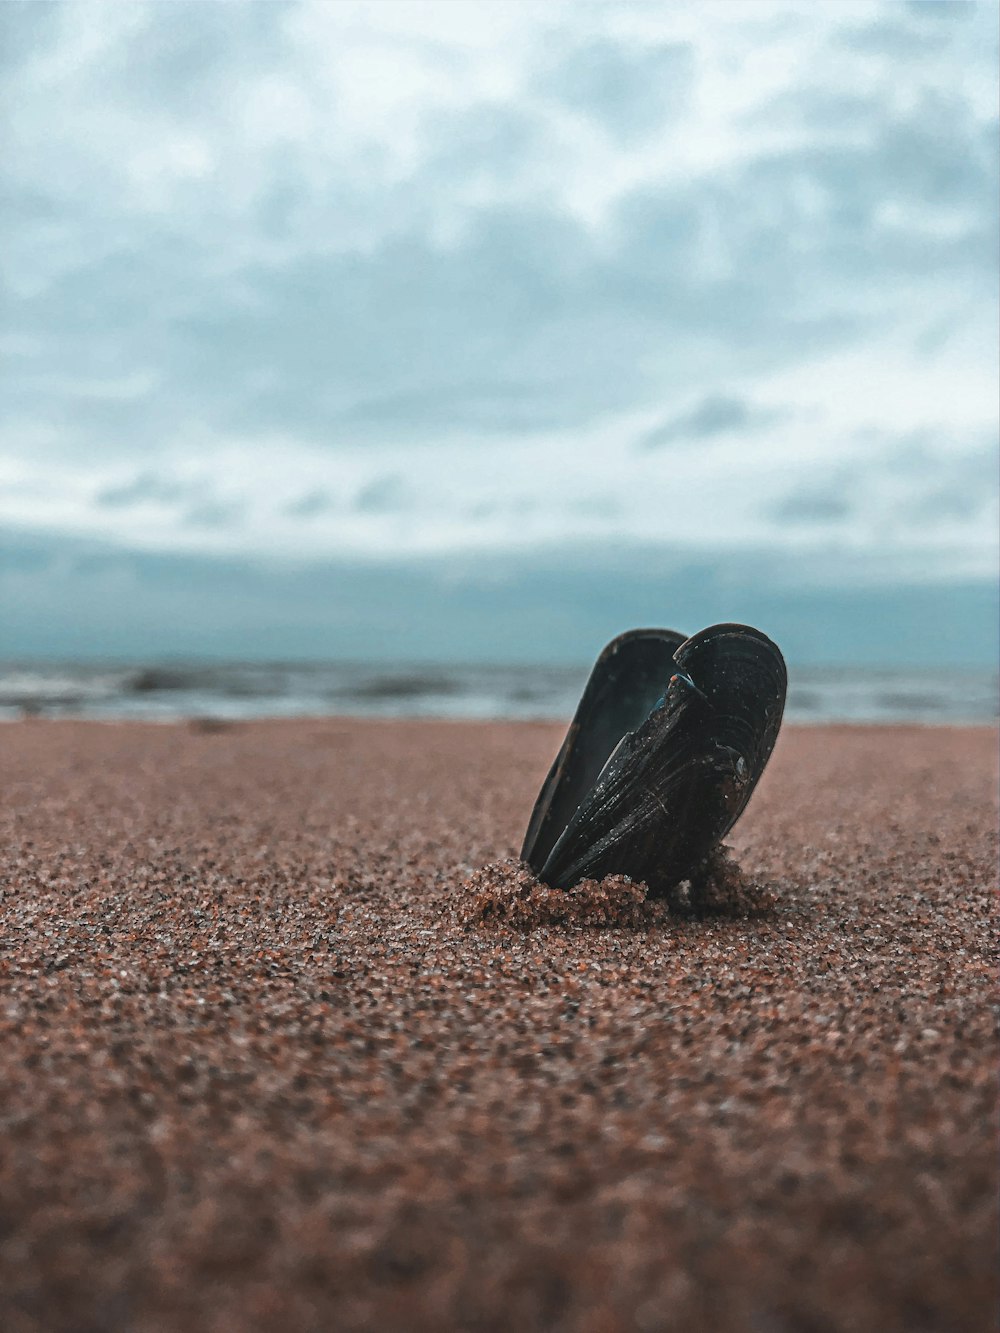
[0,719,996,1333]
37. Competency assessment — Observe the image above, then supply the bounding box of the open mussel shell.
[522,623,786,895]
[521,628,686,871]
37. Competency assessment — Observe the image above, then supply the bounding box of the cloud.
[103,2,287,115]
[284,489,336,519]
[182,500,243,529]
[640,395,787,449]
[766,435,999,534]
[888,436,1000,524]
[0,2,62,73]
[96,471,195,508]
[836,15,945,57]
[540,38,694,141]
[354,475,411,514]
[94,468,245,531]
[0,0,996,658]
[4,5,995,460]
[337,379,586,436]
[769,487,855,526]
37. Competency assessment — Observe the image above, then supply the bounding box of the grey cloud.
[0,0,995,575]
[641,395,786,450]
[0,2,63,75]
[7,107,985,464]
[766,454,860,528]
[154,207,659,441]
[182,500,244,529]
[541,39,694,141]
[749,88,893,135]
[571,497,622,519]
[837,16,944,57]
[465,495,542,520]
[838,2,981,58]
[875,101,994,208]
[906,482,990,523]
[610,183,867,366]
[3,5,995,462]
[890,437,1000,523]
[0,184,62,225]
[426,103,541,179]
[883,431,996,472]
[768,436,999,528]
[54,161,863,452]
[97,471,196,508]
[725,91,997,286]
[100,2,288,114]
[912,314,961,356]
[284,489,336,519]
[354,475,411,514]
[97,471,243,529]
[769,487,855,526]
[903,0,977,20]
[338,379,585,435]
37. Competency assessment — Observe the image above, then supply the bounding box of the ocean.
[0,660,995,725]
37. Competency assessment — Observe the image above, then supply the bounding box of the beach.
[1,718,996,1332]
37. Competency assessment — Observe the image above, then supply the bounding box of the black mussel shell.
[522,623,786,895]
[521,628,687,870]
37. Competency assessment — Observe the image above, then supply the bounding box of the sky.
[2,0,998,666]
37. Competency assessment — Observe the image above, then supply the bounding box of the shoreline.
[1,714,997,729]
[1,719,996,1331]
[2,662,996,728]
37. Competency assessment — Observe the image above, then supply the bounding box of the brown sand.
[0,719,996,1333]
[460,845,777,930]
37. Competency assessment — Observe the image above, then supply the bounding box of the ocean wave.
[0,661,995,724]
[327,673,462,701]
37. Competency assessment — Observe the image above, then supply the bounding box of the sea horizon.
[0,657,995,726]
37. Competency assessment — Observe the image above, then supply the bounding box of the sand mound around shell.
[678,845,780,918]
[460,847,777,930]
[459,858,656,929]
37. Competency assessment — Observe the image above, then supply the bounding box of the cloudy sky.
[2,0,997,665]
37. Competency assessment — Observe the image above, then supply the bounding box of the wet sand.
[1,719,996,1332]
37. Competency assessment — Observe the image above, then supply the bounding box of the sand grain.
[0,720,996,1332]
